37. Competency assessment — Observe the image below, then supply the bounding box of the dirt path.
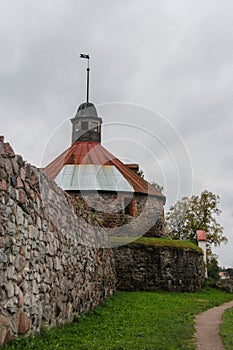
[194,300,233,350]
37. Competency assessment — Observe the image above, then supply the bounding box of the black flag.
[80,54,90,59]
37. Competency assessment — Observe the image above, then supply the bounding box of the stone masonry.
[113,241,205,292]
[69,192,165,240]
[0,136,206,345]
[0,137,116,345]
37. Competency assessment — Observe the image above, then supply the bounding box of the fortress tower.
[43,56,165,236]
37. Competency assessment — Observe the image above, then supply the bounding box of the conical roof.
[43,141,165,199]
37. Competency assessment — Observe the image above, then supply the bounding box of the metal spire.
[80,54,90,103]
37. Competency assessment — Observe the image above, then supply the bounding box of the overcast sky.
[1,0,233,266]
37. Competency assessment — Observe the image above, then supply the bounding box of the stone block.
[11,245,19,255]
[1,180,7,192]
[24,294,31,306]
[15,255,26,272]
[0,270,5,286]
[19,166,25,181]
[0,315,10,327]
[10,176,17,188]
[0,251,8,264]
[4,299,17,314]
[0,225,4,237]
[16,189,26,204]
[32,280,39,295]
[3,143,15,157]
[5,221,16,236]
[7,186,16,200]
[11,158,19,175]
[19,246,26,256]
[30,172,36,186]
[14,285,20,297]
[5,283,15,298]
[4,159,13,174]
[17,274,23,286]
[16,176,24,189]
[0,326,7,346]
[6,265,17,281]
[16,310,31,334]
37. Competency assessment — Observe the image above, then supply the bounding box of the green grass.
[3,288,233,350]
[131,237,202,251]
[221,307,233,349]
[111,237,202,252]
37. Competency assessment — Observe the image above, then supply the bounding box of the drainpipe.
[197,230,208,278]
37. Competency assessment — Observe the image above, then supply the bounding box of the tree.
[165,190,227,258]
[207,254,220,282]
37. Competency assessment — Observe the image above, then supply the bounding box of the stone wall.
[0,136,206,345]
[69,192,165,239]
[0,137,116,345]
[113,240,205,292]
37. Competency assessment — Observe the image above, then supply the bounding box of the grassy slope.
[4,288,233,350]
[130,237,202,251]
[221,307,233,349]
[111,237,202,252]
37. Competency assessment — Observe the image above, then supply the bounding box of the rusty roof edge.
[42,148,69,179]
[42,141,166,200]
[99,146,165,199]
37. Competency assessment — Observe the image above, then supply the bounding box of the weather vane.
[80,53,90,103]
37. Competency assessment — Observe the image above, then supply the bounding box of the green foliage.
[207,255,220,282]
[166,190,227,259]
[221,307,233,349]
[4,289,233,350]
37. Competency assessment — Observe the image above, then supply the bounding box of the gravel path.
[194,300,233,350]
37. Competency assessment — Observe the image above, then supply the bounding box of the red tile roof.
[43,141,165,200]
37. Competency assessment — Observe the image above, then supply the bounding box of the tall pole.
[87,58,90,103]
[80,54,90,103]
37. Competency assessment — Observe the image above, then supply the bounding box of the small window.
[81,121,88,130]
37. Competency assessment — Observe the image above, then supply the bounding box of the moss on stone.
[113,236,203,253]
